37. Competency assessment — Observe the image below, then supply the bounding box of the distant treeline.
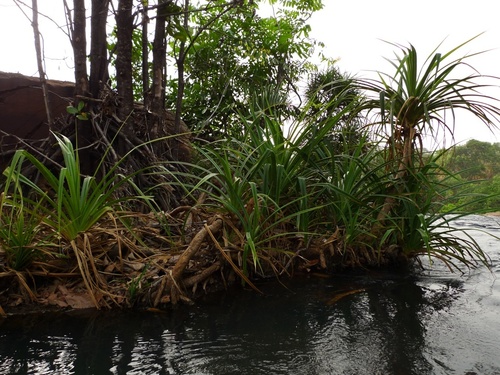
[440,139,500,212]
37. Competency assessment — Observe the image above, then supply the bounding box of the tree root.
[165,215,223,304]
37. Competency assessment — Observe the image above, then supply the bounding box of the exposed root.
[169,215,223,282]
[0,204,399,314]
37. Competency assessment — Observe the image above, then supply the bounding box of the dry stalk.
[13,270,37,301]
[159,215,224,304]
[205,223,262,294]
[153,274,168,307]
[70,239,100,308]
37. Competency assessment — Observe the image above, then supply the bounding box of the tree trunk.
[31,0,52,127]
[72,0,94,175]
[173,0,189,160]
[373,121,417,234]
[150,0,168,115]
[89,0,110,99]
[73,0,89,97]
[141,1,150,103]
[115,0,134,122]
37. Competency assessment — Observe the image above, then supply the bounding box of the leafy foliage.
[358,35,500,169]
[0,164,50,271]
[354,36,500,248]
[162,87,355,275]
[165,0,324,139]
[305,65,365,154]
[6,134,125,240]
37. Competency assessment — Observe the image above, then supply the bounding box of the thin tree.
[115,0,134,124]
[30,0,53,127]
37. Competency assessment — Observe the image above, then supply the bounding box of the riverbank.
[0,204,412,317]
[1,209,495,317]
[0,216,336,317]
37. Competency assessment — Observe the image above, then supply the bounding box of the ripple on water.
[0,335,77,375]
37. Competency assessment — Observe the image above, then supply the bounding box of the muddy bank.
[0,72,74,153]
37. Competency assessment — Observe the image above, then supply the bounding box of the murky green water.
[1,215,500,374]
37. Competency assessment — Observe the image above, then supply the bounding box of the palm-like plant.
[346,36,500,268]
[0,164,52,271]
[305,66,365,156]
[357,35,500,228]
[163,84,363,277]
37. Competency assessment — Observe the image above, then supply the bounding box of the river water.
[1,215,500,375]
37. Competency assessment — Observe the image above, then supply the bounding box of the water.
[1,215,500,375]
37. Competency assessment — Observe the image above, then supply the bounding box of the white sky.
[307,0,500,147]
[1,0,500,146]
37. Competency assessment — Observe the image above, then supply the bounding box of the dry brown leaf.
[64,292,95,309]
[326,288,366,306]
[104,263,116,273]
[57,284,69,295]
[123,260,145,271]
[47,293,68,308]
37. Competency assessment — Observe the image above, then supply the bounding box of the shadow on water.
[1,215,500,375]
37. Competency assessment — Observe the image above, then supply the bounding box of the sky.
[307,1,500,147]
[1,0,500,146]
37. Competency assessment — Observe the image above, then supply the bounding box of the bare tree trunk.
[150,0,169,114]
[173,0,189,160]
[115,0,134,122]
[31,0,52,127]
[89,0,110,99]
[373,121,417,234]
[72,0,95,175]
[145,0,171,145]
[73,0,89,97]
[141,1,150,103]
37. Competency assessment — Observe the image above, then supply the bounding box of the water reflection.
[0,273,471,375]
[1,215,500,374]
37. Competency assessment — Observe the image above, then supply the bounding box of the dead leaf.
[123,260,145,271]
[47,292,68,308]
[104,263,116,273]
[326,288,366,306]
[54,283,96,309]
[57,284,69,295]
[64,292,95,309]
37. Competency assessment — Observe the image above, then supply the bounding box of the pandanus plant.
[356,35,500,230]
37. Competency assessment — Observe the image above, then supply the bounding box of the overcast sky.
[1,0,499,145]
[307,0,500,146]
